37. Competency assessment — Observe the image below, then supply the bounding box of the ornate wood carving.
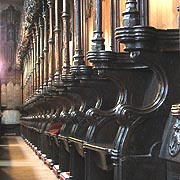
[122,0,140,27]
[169,119,180,156]
[18,0,39,59]
[19,1,180,180]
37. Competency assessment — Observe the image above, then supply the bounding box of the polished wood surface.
[0,136,58,180]
[149,0,179,29]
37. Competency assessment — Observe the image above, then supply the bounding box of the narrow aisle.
[0,136,58,180]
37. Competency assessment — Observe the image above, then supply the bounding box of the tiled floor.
[0,136,58,180]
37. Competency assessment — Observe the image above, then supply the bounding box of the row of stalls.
[19,0,180,180]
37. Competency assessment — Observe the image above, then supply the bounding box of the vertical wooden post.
[178,6,180,28]
[42,1,49,90]
[0,74,1,136]
[39,16,44,93]
[138,0,149,26]
[47,0,55,86]
[24,59,28,102]
[91,0,105,51]
[113,0,120,52]
[30,42,34,97]
[73,0,85,66]
[31,37,35,96]
[62,0,70,74]
[27,54,31,99]
[33,30,37,95]
[21,67,24,105]
[110,0,115,51]
[178,5,180,56]
[35,22,40,93]
[54,0,62,85]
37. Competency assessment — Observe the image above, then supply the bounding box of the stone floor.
[0,136,58,180]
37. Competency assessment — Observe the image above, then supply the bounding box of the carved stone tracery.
[0,3,22,109]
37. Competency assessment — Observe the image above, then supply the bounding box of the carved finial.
[122,0,140,27]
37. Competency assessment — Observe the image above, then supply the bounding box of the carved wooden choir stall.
[19,0,180,180]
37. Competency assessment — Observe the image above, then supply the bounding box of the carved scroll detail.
[169,104,180,156]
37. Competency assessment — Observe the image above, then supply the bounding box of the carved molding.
[169,118,180,156]
[115,26,179,52]
[171,104,180,117]
[17,0,39,62]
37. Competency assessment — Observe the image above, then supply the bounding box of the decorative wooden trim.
[122,0,140,27]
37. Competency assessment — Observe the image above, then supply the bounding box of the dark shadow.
[1,124,20,136]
